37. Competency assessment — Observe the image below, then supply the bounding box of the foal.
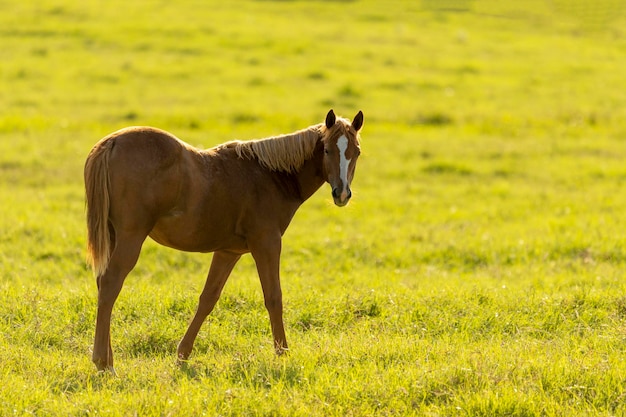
[85,109,364,371]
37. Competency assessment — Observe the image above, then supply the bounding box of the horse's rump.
[85,127,209,274]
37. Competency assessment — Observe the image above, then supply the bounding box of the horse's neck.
[294,145,326,202]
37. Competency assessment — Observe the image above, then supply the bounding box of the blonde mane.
[211,117,356,173]
[215,124,324,173]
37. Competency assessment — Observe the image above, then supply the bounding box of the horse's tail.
[84,138,114,277]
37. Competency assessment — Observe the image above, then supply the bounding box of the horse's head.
[321,109,363,207]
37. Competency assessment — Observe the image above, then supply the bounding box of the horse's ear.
[352,110,364,131]
[325,109,336,129]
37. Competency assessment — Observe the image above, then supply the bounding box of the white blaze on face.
[337,135,351,197]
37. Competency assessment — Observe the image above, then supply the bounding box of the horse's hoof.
[177,347,191,362]
[275,347,289,356]
[95,366,117,376]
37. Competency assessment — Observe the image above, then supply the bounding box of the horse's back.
[106,126,192,171]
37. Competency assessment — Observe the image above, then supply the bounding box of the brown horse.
[84,109,364,372]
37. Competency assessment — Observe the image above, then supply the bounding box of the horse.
[84,109,364,372]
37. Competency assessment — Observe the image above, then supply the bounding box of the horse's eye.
[324,149,329,155]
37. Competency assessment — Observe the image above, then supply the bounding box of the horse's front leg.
[249,234,288,354]
[177,250,241,361]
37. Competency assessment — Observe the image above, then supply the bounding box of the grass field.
[2,0,626,415]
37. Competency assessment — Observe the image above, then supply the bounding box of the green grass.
[2,0,626,415]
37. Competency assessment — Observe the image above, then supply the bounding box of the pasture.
[2,0,626,415]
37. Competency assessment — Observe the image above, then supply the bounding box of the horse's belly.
[149,214,248,253]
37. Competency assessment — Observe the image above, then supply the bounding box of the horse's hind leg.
[177,250,241,361]
[92,231,147,372]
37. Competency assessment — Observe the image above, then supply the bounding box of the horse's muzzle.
[332,187,351,207]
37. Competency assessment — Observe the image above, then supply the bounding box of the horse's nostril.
[332,188,339,198]
[347,188,352,199]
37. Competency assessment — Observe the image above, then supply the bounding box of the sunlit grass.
[2,0,626,415]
